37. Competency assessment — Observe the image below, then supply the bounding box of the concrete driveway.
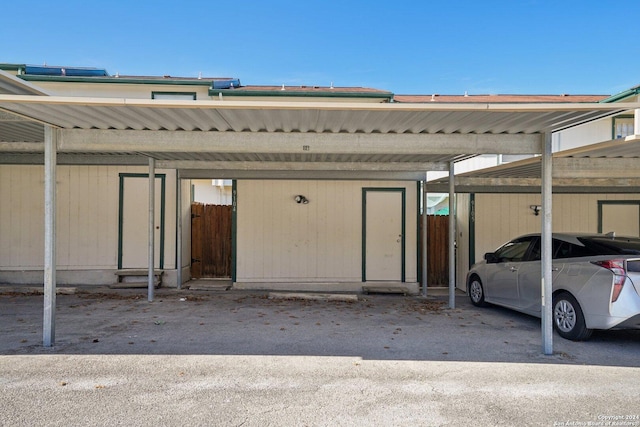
[1,286,639,426]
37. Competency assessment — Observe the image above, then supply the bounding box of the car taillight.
[591,259,626,302]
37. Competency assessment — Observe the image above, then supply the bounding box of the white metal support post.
[635,108,640,137]
[176,170,182,289]
[448,162,456,309]
[541,132,553,355]
[43,126,57,347]
[421,179,428,297]
[148,158,155,302]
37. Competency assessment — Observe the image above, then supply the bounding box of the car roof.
[516,232,640,245]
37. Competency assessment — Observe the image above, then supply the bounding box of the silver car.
[467,233,640,340]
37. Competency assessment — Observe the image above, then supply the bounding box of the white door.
[364,190,404,281]
[601,203,640,237]
[119,175,164,269]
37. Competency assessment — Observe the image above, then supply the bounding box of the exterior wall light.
[294,195,309,204]
[530,205,541,216]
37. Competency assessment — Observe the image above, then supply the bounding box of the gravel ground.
[1,287,639,426]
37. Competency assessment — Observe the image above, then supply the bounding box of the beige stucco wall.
[0,165,177,277]
[236,180,418,284]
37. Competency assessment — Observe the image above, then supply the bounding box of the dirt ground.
[1,287,639,426]
[2,286,639,363]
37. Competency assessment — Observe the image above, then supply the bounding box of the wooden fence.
[191,203,232,278]
[419,215,449,286]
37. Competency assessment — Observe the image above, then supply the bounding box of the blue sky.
[2,0,639,96]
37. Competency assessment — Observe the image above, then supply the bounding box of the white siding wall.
[236,180,418,283]
[455,193,470,290]
[0,165,45,267]
[553,118,612,152]
[192,179,232,205]
[0,165,176,272]
[470,193,640,266]
[180,179,192,283]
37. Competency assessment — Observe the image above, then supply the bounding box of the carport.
[1,80,637,354]
[427,134,640,194]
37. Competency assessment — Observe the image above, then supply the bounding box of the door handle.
[509,266,518,272]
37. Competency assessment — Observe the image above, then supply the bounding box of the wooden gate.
[191,203,232,278]
[418,215,449,286]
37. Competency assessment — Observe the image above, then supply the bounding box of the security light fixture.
[295,195,309,204]
[530,205,542,216]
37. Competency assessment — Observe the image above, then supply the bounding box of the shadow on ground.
[1,287,639,366]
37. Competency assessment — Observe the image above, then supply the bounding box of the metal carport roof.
[1,92,639,356]
[0,95,636,180]
[426,134,640,193]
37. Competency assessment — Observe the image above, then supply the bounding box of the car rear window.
[577,236,640,255]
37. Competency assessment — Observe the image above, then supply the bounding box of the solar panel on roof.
[25,66,109,77]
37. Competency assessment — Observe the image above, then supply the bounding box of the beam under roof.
[55,129,545,156]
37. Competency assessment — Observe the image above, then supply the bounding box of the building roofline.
[209,87,394,100]
[599,85,640,103]
[18,74,220,86]
[394,94,609,103]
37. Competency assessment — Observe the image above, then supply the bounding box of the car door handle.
[509,266,518,272]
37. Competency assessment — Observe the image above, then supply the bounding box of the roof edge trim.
[209,88,394,100]
[599,85,640,103]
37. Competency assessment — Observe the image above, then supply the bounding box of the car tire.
[552,292,592,341]
[468,275,488,307]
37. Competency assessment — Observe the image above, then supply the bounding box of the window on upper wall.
[151,92,197,100]
[613,115,634,139]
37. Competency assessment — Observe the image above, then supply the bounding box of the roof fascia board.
[0,142,44,152]
[427,177,640,193]
[57,129,543,156]
[553,157,640,178]
[1,94,637,112]
[0,64,25,72]
[155,160,450,172]
[599,86,640,103]
[178,168,426,180]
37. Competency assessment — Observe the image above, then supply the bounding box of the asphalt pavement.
[1,285,639,426]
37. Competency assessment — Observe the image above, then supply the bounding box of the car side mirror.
[484,252,499,263]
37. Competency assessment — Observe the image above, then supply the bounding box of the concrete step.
[113,269,163,288]
[362,285,411,296]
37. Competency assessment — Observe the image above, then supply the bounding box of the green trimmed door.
[363,189,405,282]
[118,174,165,269]
[599,202,640,237]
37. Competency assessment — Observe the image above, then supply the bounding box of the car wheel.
[468,276,488,307]
[552,292,592,341]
